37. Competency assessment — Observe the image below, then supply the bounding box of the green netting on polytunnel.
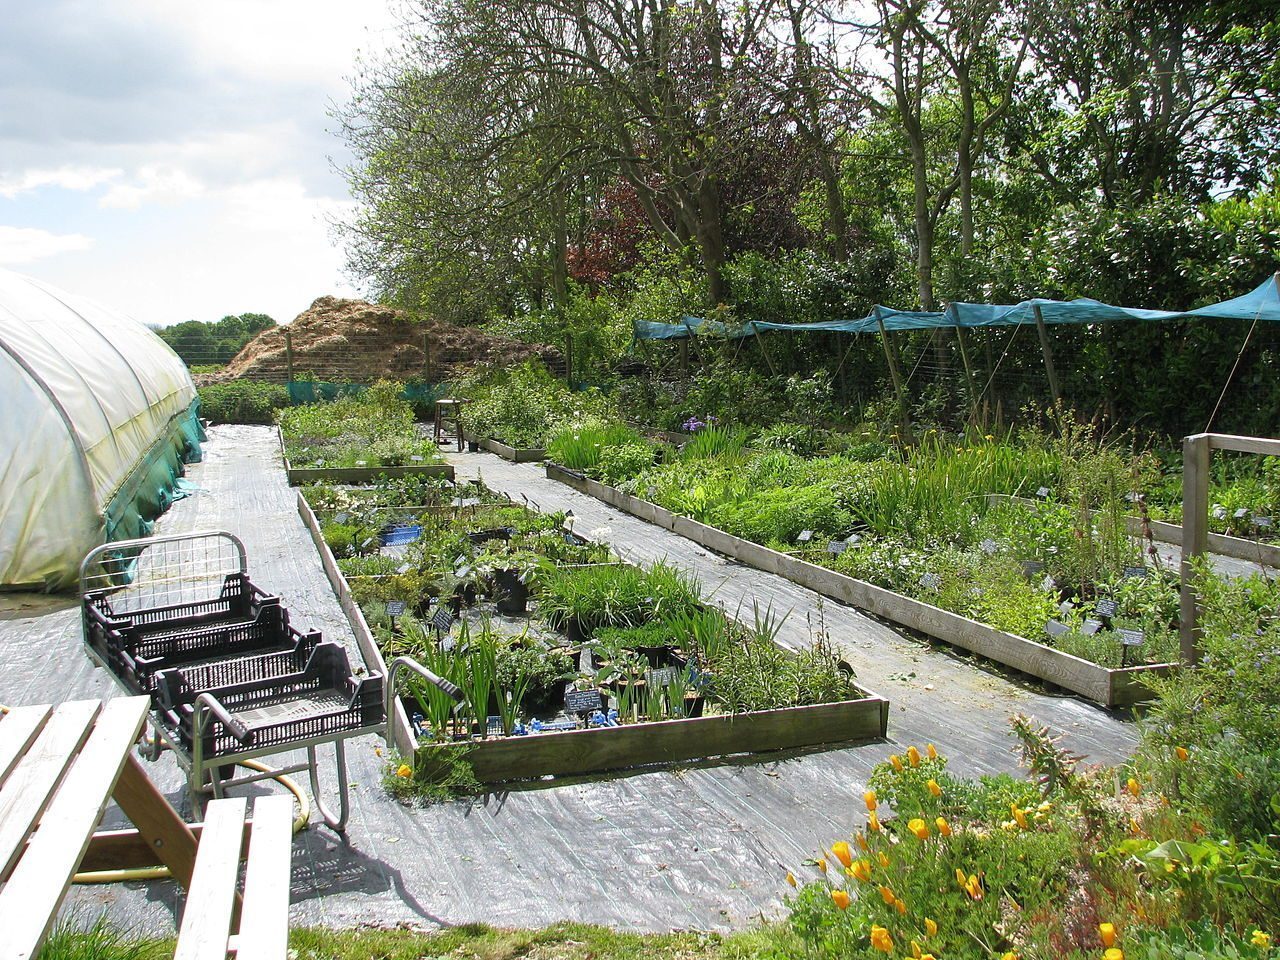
[632,274,1280,340]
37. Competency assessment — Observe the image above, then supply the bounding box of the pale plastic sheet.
[0,269,196,588]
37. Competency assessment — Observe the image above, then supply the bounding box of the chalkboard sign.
[1095,598,1118,620]
[386,600,407,618]
[430,607,455,633]
[1045,620,1069,639]
[1081,618,1103,636]
[827,540,848,556]
[797,530,813,543]
[1020,560,1045,577]
[334,511,350,525]
[565,689,605,714]
[1120,628,1145,646]
[1123,566,1148,580]
[921,572,943,591]
[646,666,681,687]
[980,538,998,555]
[1036,486,1051,499]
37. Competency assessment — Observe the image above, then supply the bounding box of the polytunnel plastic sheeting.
[0,269,200,590]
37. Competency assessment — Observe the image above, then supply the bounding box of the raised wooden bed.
[300,484,889,781]
[545,463,1172,708]
[422,696,889,783]
[278,427,455,485]
[462,430,546,463]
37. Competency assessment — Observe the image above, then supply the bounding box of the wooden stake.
[1033,305,1062,408]
[1179,432,1210,664]
[284,327,294,384]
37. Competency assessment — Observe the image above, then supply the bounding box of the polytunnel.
[0,268,204,590]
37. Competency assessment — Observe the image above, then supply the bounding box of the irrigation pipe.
[0,703,310,885]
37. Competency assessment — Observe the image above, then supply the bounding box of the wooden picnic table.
[0,696,201,960]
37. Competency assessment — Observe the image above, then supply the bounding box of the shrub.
[197,380,290,423]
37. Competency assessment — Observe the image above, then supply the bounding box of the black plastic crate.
[160,644,384,758]
[152,632,329,711]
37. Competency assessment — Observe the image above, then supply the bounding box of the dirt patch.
[201,296,561,385]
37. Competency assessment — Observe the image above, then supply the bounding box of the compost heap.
[203,296,561,384]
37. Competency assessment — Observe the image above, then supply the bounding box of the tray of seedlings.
[298,476,888,785]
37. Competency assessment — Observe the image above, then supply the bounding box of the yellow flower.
[907,745,921,767]
[864,789,879,812]
[374,746,383,757]
[936,817,952,837]
[817,858,828,874]
[832,841,853,868]
[877,852,890,868]
[1252,930,1271,948]
[894,897,907,915]
[395,763,412,778]
[856,832,870,852]
[869,812,882,832]
[1099,923,1117,947]
[926,742,938,759]
[927,778,942,797]
[964,874,983,900]
[1127,777,1141,797]
[1104,950,1124,960]
[870,925,894,953]
[1011,804,1029,830]
[831,889,851,910]
[1175,746,1190,761]
[879,884,897,905]
[924,917,938,937]
[786,871,797,888]
[1002,954,1018,960]
[985,433,995,441]
[890,754,905,772]
[908,818,930,840]
[911,941,923,959]
[851,859,873,883]
[956,867,967,887]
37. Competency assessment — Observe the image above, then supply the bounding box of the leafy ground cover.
[458,362,617,449]
[277,380,441,468]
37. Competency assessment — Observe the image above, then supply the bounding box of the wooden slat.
[0,696,148,960]
[175,797,247,960]
[235,795,294,960]
[0,705,52,784]
[0,700,99,883]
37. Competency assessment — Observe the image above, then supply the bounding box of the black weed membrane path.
[0,425,1137,935]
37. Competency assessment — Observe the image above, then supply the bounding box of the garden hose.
[0,703,311,885]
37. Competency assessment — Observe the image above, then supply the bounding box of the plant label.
[1082,619,1103,636]
[980,538,998,555]
[397,563,412,575]
[334,511,350,524]
[1235,507,1251,520]
[797,529,813,543]
[1120,628,1145,646]
[486,716,503,736]
[1123,566,1148,580]
[360,537,375,551]
[356,460,368,467]
[1036,486,1051,499]
[1020,560,1045,578]
[827,540,848,556]
[386,600,407,618]
[565,689,605,714]
[1041,574,1057,593]
[1095,598,1118,621]
[431,607,455,633]
[453,497,481,508]
[1045,620,1069,638]
[1254,515,1273,529]
[411,455,424,462]
[646,666,681,687]
[1212,505,1228,520]
[1125,491,1140,503]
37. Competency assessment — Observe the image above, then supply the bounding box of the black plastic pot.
[493,568,529,615]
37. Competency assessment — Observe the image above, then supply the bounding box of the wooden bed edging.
[544,463,1172,708]
[461,430,546,463]
[418,696,890,783]
[297,491,418,758]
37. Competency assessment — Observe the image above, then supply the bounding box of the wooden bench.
[175,794,294,960]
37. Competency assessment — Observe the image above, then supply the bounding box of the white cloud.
[99,165,206,210]
[0,166,121,199]
[0,226,94,264]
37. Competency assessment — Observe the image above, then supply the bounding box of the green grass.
[38,921,794,960]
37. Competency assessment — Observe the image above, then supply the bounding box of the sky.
[0,0,405,328]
